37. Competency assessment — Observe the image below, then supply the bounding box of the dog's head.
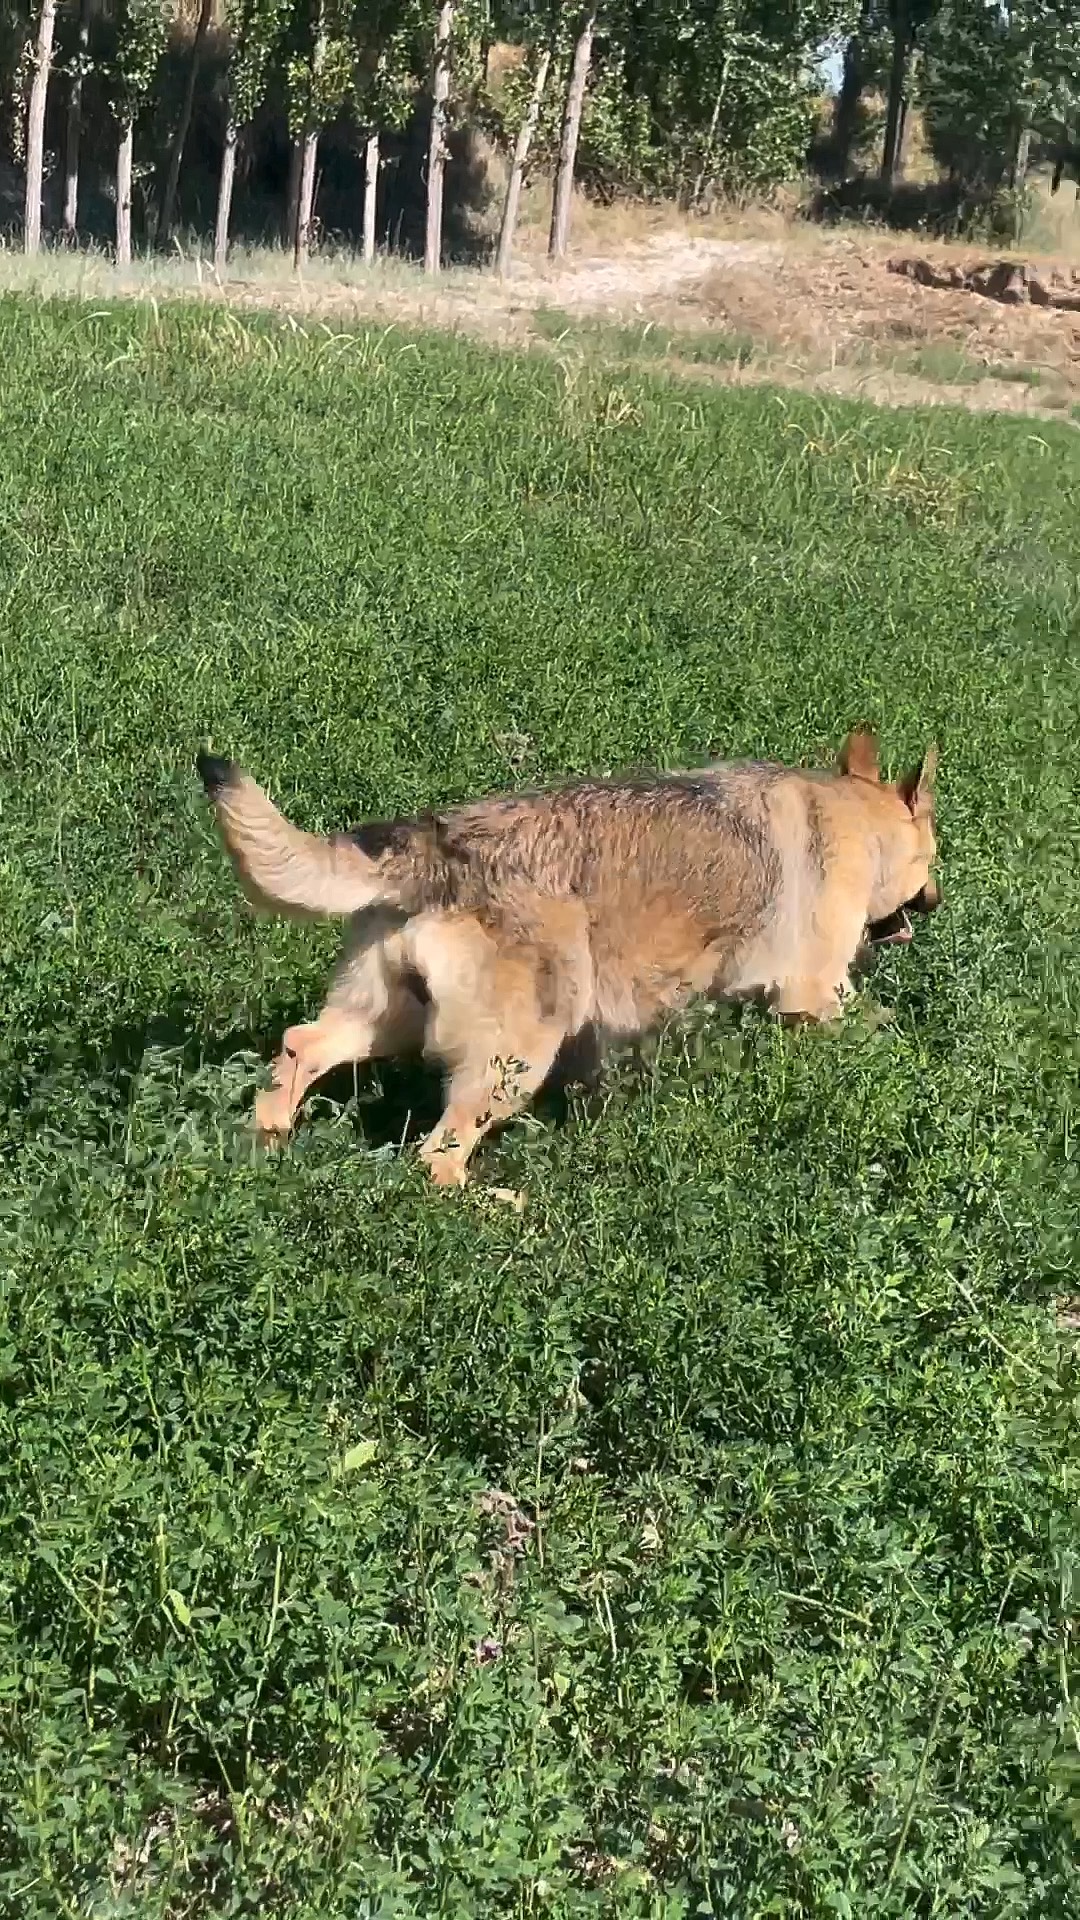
[837,728,941,947]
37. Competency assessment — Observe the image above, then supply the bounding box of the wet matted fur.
[197,729,941,1188]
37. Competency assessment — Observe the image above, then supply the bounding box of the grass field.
[1,296,1079,1917]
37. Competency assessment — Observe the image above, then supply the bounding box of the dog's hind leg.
[417,1028,566,1189]
[255,909,427,1139]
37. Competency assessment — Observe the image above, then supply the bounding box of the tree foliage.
[109,0,168,119]
[584,0,863,201]
[921,0,1080,188]
[225,0,293,130]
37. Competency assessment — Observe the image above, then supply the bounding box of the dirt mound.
[888,253,1080,310]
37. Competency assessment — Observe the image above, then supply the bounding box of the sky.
[818,45,844,93]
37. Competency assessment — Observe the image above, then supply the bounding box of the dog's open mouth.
[867,907,913,947]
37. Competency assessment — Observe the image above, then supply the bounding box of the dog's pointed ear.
[898,744,938,815]
[838,728,880,782]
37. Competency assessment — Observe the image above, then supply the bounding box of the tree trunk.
[495,43,551,276]
[116,115,134,266]
[284,133,302,246]
[159,0,213,244]
[214,113,238,276]
[832,29,866,180]
[425,0,454,274]
[1011,124,1031,237]
[362,129,379,263]
[690,58,729,211]
[895,92,910,174]
[291,10,327,269]
[548,8,595,260]
[24,0,58,256]
[880,0,909,187]
[62,0,91,241]
[293,128,318,267]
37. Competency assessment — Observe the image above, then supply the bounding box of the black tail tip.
[197,751,237,799]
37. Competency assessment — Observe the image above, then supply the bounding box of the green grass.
[532,307,757,367]
[1,295,1079,1918]
[868,343,1050,390]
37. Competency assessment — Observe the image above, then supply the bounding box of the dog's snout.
[912,879,942,914]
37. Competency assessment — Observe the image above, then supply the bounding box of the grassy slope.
[0,296,1078,1917]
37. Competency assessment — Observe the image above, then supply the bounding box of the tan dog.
[197,729,940,1188]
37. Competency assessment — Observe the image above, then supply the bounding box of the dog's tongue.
[869,909,913,947]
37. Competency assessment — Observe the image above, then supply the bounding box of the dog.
[196,728,940,1189]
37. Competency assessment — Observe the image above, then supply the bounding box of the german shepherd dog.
[197,729,940,1189]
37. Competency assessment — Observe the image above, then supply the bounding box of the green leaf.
[340,1438,378,1474]
[167,1588,192,1628]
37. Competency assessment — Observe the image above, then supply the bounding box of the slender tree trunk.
[159,0,213,243]
[548,8,595,260]
[832,27,867,180]
[214,113,238,275]
[362,129,379,263]
[62,0,91,241]
[294,128,319,267]
[116,114,134,266]
[895,93,910,173]
[880,0,909,187]
[690,55,730,211]
[292,10,327,269]
[495,43,551,276]
[284,132,302,245]
[425,0,454,274]
[1011,124,1031,238]
[24,0,58,256]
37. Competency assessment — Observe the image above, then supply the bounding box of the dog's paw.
[419,1144,470,1189]
[253,1089,294,1146]
[476,1185,527,1213]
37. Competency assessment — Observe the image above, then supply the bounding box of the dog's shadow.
[283,1022,604,1149]
[75,997,603,1154]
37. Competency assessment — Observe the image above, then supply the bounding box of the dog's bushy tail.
[197,755,388,918]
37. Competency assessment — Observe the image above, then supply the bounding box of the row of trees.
[11,0,869,272]
[830,0,1080,209]
[7,1,1080,274]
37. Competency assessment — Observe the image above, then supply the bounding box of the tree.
[110,0,168,267]
[424,0,454,271]
[214,0,290,275]
[350,0,424,265]
[920,0,1080,222]
[579,0,861,208]
[285,0,353,268]
[24,0,57,256]
[496,31,555,274]
[548,4,594,257]
[293,8,328,267]
[158,0,214,243]
[829,0,875,177]
[61,0,93,240]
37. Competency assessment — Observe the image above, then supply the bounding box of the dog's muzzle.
[911,879,942,914]
[867,879,942,947]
